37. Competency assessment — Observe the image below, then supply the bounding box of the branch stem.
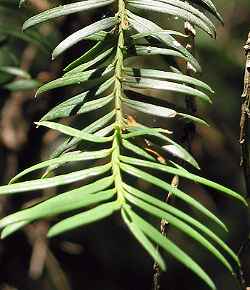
[111,0,127,203]
[240,32,250,197]
[152,176,179,290]
[238,32,250,290]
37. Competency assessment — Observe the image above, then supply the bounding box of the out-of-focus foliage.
[0,0,52,90]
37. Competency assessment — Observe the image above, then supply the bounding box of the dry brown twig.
[152,17,197,290]
[238,32,250,290]
[240,32,250,197]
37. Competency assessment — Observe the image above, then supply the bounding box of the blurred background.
[0,0,249,289]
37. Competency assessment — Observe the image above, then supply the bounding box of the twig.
[152,176,179,290]
[240,32,250,197]
[152,17,197,290]
[237,32,250,290]
[237,238,249,290]
[183,21,197,151]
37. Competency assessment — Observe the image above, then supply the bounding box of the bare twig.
[240,32,250,197]
[152,176,179,290]
[237,239,249,290]
[237,32,250,290]
[183,21,197,151]
[152,17,197,290]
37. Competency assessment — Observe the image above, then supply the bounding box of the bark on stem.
[152,176,179,290]
[237,32,250,290]
[240,32,250,197]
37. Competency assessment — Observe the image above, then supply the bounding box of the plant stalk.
[238,32,250,290]
[111,0,127,203]
[240,32,250,197]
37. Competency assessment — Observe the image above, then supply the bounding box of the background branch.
[238,31,250,290]
[240,32,250,197]
[152,17,197,290]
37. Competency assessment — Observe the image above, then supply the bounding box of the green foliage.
[0,0,247,289]
[0,0,50,90]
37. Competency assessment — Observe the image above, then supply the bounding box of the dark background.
[0,0,250,290]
